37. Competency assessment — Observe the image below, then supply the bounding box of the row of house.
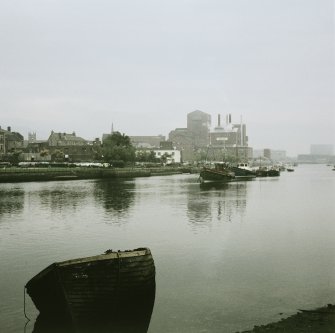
[0,110,252,164]
[0,129,102,163]
[0,127,181,164]
[0,126,24,154]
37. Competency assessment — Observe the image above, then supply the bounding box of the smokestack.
[218,114,221,127]
[240,115,243,146]
[226,115,228,125]
[229,114,231,124]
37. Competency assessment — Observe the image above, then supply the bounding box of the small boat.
[286,167,294,172]
[26,248,155,330]
[199,163,235,183]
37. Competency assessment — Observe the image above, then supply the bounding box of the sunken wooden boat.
[26,248,155,331]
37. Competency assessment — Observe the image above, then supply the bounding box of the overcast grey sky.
[1,0,334,156]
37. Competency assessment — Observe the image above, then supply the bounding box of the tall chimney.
[229,114,231,124]
[240,115,243,146]
[218,114,221,127]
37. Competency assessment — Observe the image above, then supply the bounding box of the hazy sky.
[1,0,334,156]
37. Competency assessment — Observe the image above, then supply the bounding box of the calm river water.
[0,164,334,332]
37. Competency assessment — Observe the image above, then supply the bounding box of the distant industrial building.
[270,150,287,161]
[169,110,251,162]
[129,135,166,148]
[298,144,335,164]
[187,110,211,147]
[208,114,251,161]
[310,144,334,156]
[169,110,211,162]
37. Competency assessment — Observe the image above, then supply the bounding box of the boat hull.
[229,166,256,179]
[199,168,235,183]
[26,248,155,330]
[255,168,280,177]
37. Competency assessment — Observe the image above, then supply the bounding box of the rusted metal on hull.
[26,248,155,332]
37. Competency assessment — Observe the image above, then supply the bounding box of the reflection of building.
[0,187,24,218]
[94,180,135,217]
[187,182,248,227]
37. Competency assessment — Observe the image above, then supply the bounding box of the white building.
[153,149,181,164]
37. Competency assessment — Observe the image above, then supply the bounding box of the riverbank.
[238,304,335,333]
[0,166,199,183]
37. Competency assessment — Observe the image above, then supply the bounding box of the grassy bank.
[0,166,199,183]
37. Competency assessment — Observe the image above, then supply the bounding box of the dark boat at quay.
[25,248,156,332]
[199,163,235,183]
[255,167,280,177]
[267,168,280,177]
[228,162,256,179]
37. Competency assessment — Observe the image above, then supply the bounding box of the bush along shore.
[237,304,335,333]
[0,166,199,183]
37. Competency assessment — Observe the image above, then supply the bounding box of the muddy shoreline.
[238,304,335,333]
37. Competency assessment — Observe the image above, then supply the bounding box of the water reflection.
[38,185,89,212]
[187,181,248,226]
[32,307,154,333]
[94,180,135,216]
[31,283,155,333]
[0,187,24,219]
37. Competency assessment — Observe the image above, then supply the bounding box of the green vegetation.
[102,132,135,166]
[51,149,65,162]
[4,151,22,166]
[135,150,158,163]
